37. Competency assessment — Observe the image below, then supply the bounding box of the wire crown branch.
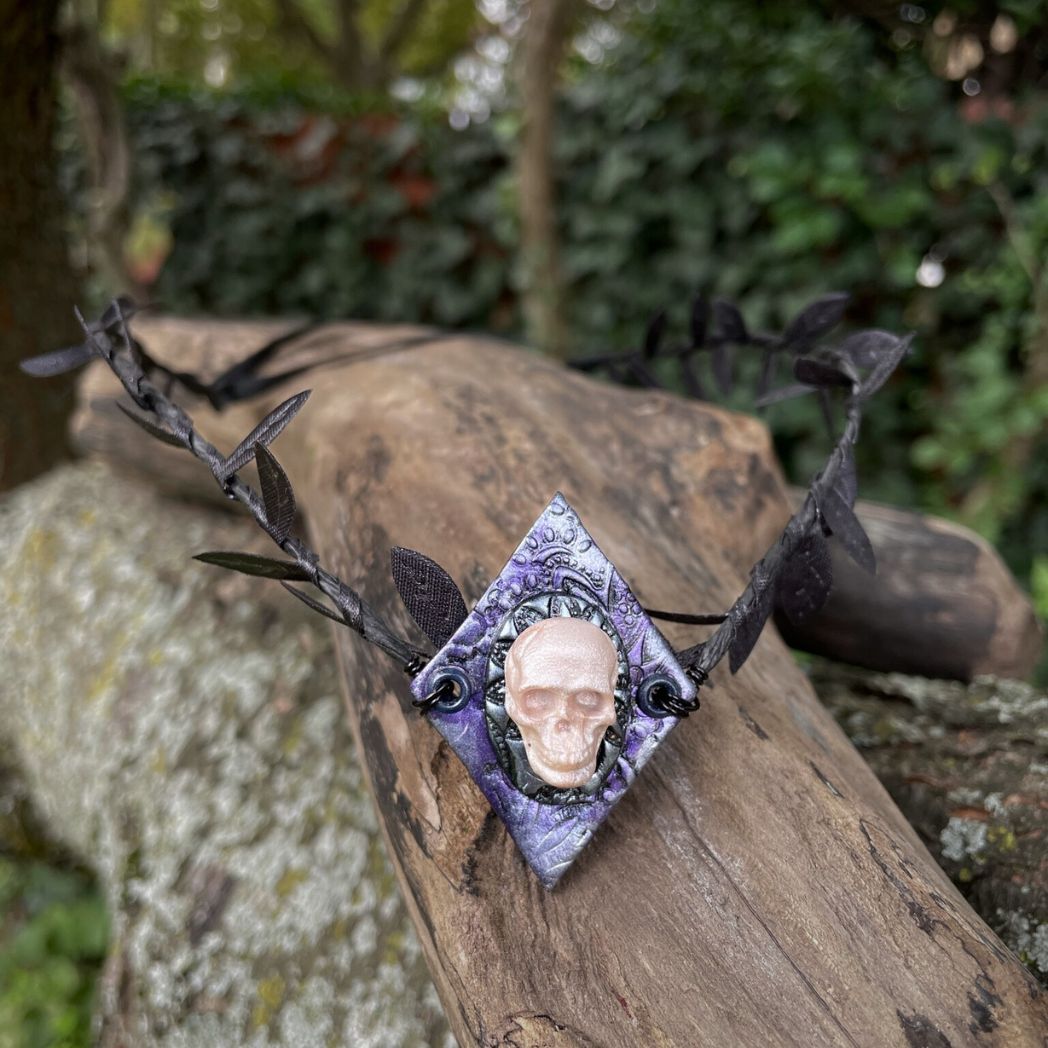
[21,292,911,712]
[21,300,425,675]
[573,291,913,696]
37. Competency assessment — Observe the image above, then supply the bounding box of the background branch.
[377,0,429,74]
[273,0,338,67]
[517,0,576,360]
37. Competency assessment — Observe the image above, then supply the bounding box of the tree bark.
[0,0,81,490]
[373,0,430,87]
[69,318,1048,1046]
[333,0,369,88]
[273,0,432,93]
[517,0,574,359]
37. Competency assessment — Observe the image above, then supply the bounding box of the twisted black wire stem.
[26,293,908,716]
[677,396,861,680]
[575,291,913,710]
[73,305,425,675]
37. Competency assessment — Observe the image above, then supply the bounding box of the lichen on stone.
[996,911,1048,979]
[811,659,1048,986]
[940,816,988,863]
[0,462,453,1046]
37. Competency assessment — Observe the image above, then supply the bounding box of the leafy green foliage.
[104,0,479,91]
[552,0,1047,602]
[61,0,1047,644]
[0,858,108,1048]
[110,79,516,330]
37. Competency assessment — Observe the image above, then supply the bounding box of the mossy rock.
[0,461,451,1047]
[812,661,1048,983]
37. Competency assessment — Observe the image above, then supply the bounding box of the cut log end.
[781,490,1043,682]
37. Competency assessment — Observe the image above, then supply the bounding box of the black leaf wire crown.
[21,292,912,713]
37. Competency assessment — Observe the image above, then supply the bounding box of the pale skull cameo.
[504,617,619,789]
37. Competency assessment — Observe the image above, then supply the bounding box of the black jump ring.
[414,668,471,715]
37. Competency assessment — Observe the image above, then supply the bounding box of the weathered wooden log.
[71,318,1048,1046]
[781,491,1043,682]
[72,317,1042,685]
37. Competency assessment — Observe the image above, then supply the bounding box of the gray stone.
[0,461,452,1047]
[812,660,1048,984]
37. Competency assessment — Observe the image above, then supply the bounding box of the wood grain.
[74,317,1048,1046]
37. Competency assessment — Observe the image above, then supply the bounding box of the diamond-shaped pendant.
[411,493,695,887]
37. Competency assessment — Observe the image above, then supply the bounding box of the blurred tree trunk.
[517,0,574,360]
[61,19,140,299]
[0,0,81,491]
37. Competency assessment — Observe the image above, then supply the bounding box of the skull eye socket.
[573,690,604,712]
[518,689,556,717]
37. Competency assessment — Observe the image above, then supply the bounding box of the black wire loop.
[685,665,709,687]
[413,676,457,713]
[638,674,702,718]
[403,653,426,678]
[653,680,701,718]
[413,667,471,714]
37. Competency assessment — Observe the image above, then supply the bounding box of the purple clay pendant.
[410,493,696,887]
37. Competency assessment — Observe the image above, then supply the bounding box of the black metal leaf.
[754,383,816,408]
[220,390,311,479]
[194,550,312,581]
[116,402,184,447]
[783,293,850,350]
[713,300,747,343]
[19,342,95,376]
[728,572,775,673]
[839,329,902,369]
[280,582,346,623]
[777,529,833,625]
[643,310,667,360]
[860,333,913,399]
[690,294,709,346]
[390,546,468,649]
[254,443,296,543]
[209,322,318,405]
[712,342,733,396]
[211,363,316,408]
[794,356,853,389]
[820,488,876,573]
